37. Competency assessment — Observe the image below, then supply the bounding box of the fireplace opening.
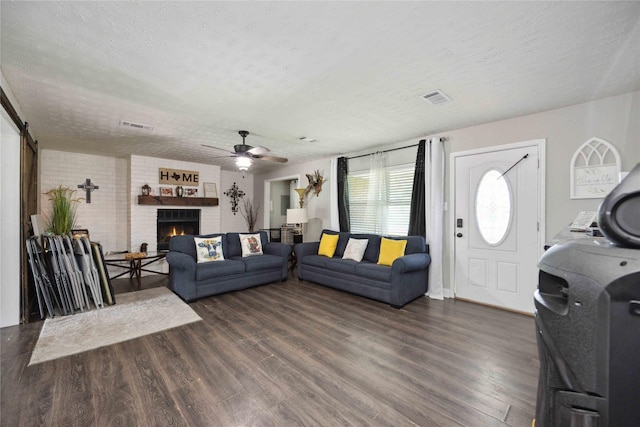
[157,209,200,251]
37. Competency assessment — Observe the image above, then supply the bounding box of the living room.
[1,2,639,426]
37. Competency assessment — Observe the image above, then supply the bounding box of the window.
[475,169,512,245]
[348,165,414,235]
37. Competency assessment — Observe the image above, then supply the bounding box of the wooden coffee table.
[104,251,167,289]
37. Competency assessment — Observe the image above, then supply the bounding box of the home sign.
[159,168,199,187]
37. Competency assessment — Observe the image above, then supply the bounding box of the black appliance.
[598,162,640,248]
[535,235,640,426]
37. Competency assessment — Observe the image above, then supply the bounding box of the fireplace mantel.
[138,195,219,206]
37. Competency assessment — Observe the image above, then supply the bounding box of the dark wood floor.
[1,275,539,426]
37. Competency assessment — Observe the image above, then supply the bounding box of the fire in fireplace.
[157,209,200,251]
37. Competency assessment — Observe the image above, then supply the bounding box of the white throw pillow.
[194,236,225,263]
[240,233,264,257]
[342,238,368,262]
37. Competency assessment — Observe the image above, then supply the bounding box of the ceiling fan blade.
[253,155,288,163]
[208,154,237,160]
[202,144,233,154]
[247,146,270,155]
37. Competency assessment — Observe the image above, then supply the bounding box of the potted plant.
[240,199,260,232]
[44,186,82,235]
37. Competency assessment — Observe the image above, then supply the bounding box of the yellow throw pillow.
[377,237,407,266]
[318,233,339,258]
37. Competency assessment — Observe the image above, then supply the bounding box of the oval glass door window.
[475,169,512,245]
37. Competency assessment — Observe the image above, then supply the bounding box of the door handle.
[456,233,463,238]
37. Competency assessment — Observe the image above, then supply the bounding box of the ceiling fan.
[202,130,288,171]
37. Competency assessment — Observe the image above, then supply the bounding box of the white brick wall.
[41,150,223,277]
[40,150,128,253]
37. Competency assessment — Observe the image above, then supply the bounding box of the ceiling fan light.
[236,156,252,170]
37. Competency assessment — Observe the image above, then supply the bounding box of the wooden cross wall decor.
[78,178,99,203]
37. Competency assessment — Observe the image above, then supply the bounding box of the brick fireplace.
[157,209,200,251]
[129,155,222,254]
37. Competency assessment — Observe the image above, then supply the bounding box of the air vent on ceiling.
[299,136,317,143]
[119,120,154,130]
[421,90,451,105]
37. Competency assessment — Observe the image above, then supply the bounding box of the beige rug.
[29,287,201,365]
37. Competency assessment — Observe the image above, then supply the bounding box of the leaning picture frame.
[160,186,174,197]
[203,182,217,198]
[184,188,198,198]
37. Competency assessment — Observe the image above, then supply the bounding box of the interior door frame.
[448,139,546,301]
[263,174,302,229]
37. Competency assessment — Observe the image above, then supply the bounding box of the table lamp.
[287,208,308,243]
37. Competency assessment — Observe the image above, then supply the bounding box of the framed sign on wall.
[203,182,217,198]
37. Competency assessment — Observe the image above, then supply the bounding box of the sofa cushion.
[195,259,245,281]
[302,254,330,268]
[194,236,225,262]
[325,258,358,275]
[239,233,264,257]
[354,262,392,283]
[352,234,381,263]
[377,237,407,266]
[404,235,427,255]
[318,233,339,257]
[342,238,368,262]
[234,254,285,272]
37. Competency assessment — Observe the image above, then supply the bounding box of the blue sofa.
[295,230,431,307]
[166,231,291,302]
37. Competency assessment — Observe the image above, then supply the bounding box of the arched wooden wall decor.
[570,137,621,199]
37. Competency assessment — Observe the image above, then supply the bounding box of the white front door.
[452,140,544,313]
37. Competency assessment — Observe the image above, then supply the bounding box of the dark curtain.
[408,140,426,236]
[337,156,350,232]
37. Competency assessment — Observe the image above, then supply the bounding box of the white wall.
[1,109,22,327]
[39,152,222,276]
[443,91,640,236]
[255,90,640,295]
[220,170,255,233]
[436,91,639,295]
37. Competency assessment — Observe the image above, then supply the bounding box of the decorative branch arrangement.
[223,182,245,214]
[305,170,324,198]
[240,199,260,232]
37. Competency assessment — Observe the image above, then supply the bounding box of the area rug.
[29,287,201,366]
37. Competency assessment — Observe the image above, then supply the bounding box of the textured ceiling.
[2,1,639,173]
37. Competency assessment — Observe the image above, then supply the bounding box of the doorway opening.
[263,174,301,242]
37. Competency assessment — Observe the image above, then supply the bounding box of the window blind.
[347,165,415,236]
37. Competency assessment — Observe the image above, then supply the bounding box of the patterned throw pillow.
[342,238,368,262]
[194,236,225,263]
[240,233,264,257]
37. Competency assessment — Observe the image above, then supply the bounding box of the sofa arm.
[264,242,293,259]
[166,251,196,274]
[294,242,320,260]
[392,253,431,274]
